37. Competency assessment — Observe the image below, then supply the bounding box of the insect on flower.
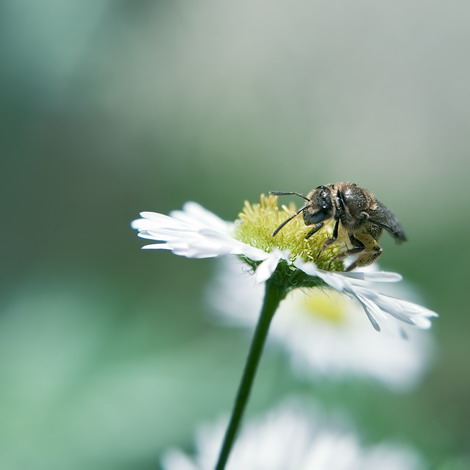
[132,196,437,332]
[271,182,407,271]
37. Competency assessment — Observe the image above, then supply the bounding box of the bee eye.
[310,210,329,223]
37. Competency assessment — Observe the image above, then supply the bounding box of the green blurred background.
[1,1,469,469]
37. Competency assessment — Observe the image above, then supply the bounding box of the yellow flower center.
[300,288,347,324]
[234,194,345,271]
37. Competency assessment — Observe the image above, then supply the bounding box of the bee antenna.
[269,191,310,202]
[272,205,308,237]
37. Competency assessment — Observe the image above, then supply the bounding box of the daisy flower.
[161,400,425,470]
[132,195,437,332]
[208,257,434,390]
[132,194,437,470]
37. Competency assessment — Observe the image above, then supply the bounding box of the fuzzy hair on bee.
[270,182,406,272]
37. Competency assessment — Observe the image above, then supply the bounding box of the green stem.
[214,278,286,470]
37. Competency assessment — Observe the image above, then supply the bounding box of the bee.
[270,182,406,271]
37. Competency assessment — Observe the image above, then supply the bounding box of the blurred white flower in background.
[208,258,434,390]
[161,399,425,470]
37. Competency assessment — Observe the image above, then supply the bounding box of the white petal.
[293,259,348,292]
[372,294,437,329]
[341,271,402,283]
[316,271,349,292]
[198,229,268,261]
[131,214,188,231]
[352,293,383,332]
[171,201,231,233]
[136,228,194,241]
[255,251,282,283]
[141,243,172,250]
[293,259,319,277]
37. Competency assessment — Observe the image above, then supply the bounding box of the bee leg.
[343,234,382,271]
[305,222,324,239]
[345,246,382,272]
[347,234,365,254]
[335,234,365,260]
[320,221,342,269]
[321,218,340,248]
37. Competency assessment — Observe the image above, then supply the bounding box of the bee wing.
[369,200,407,242]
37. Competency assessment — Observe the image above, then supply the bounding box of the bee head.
[304,186,334,224]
